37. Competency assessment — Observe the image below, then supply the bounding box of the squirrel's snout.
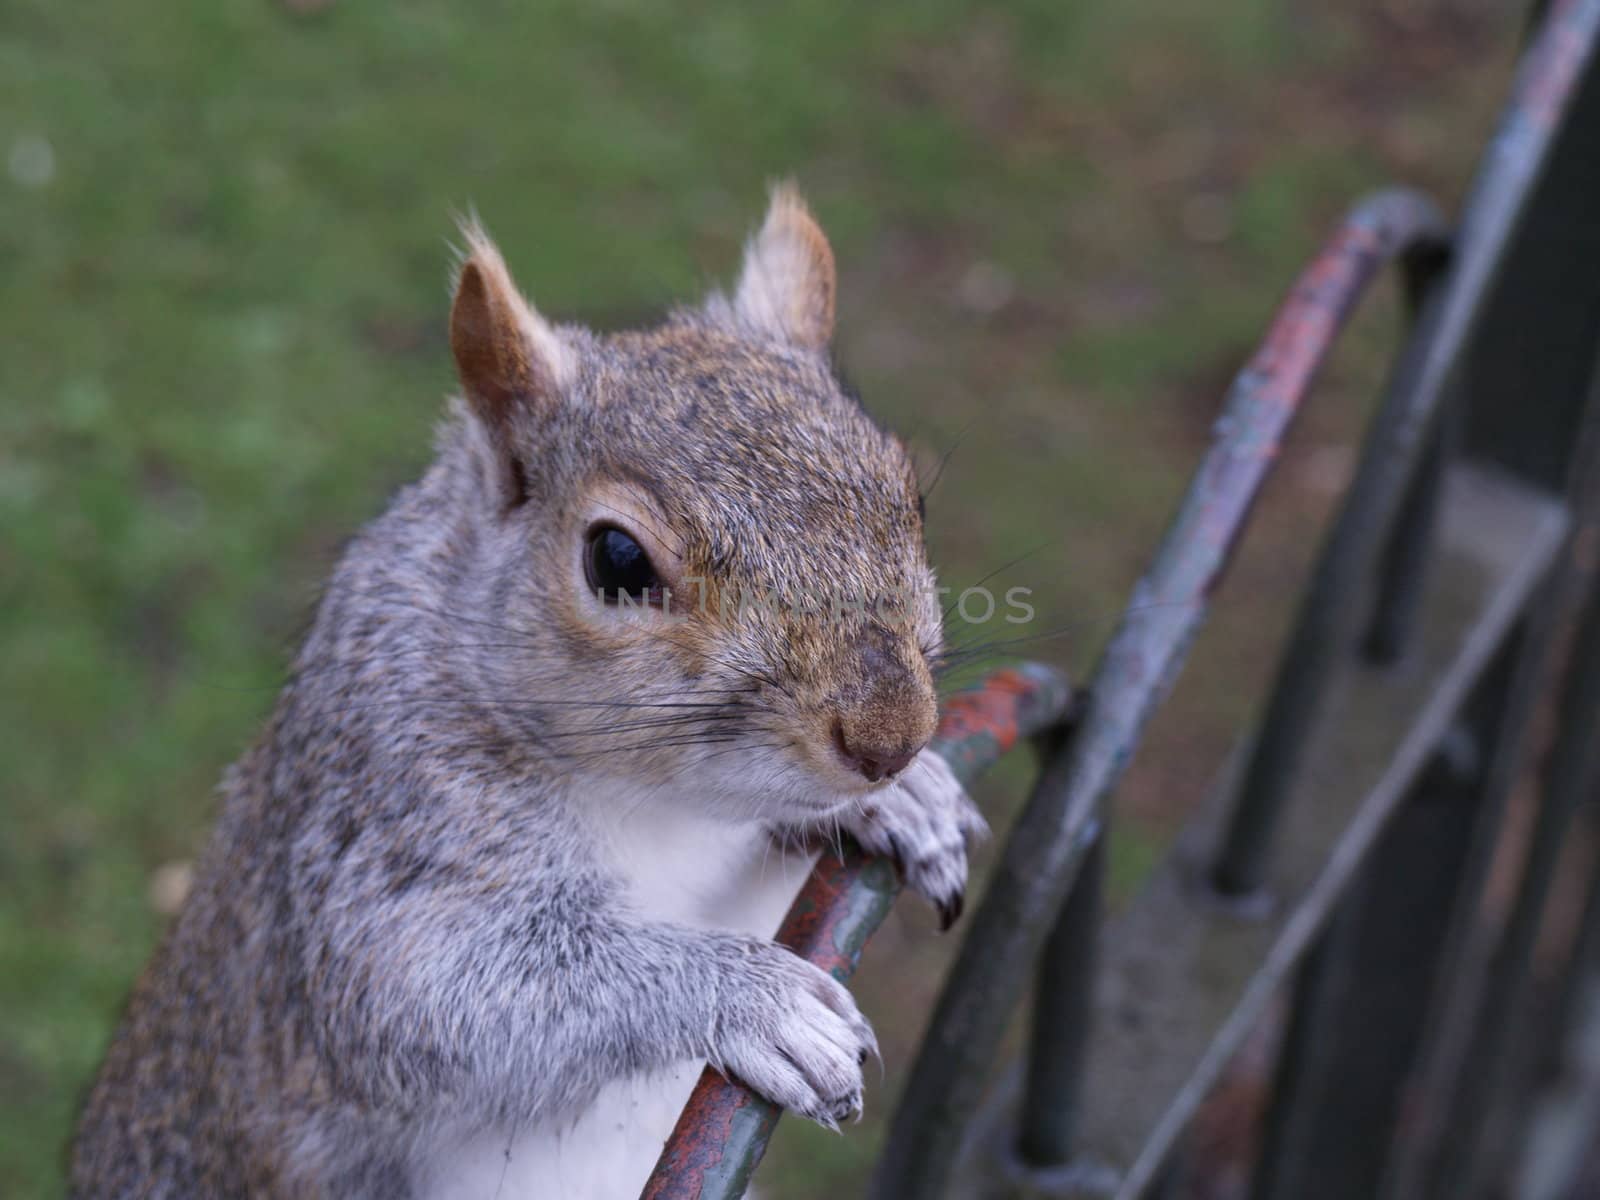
[831,719,920,783]
[815,625,938,785]
[827,666,936,786]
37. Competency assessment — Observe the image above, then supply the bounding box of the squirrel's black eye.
[585,525,664,606]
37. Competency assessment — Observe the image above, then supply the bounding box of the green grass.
[0,2,1516,1195]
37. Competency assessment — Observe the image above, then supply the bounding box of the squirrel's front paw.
[715,944,877,1130]
[839,748,987,930]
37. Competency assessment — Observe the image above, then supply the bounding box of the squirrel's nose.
[832,719,919,783]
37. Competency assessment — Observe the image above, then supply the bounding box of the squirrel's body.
[426,807,813,1200]
[73,189,981,1198]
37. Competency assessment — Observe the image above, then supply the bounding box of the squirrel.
[71,185,985,1199]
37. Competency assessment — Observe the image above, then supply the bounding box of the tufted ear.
[732,183,836,351]
[449,220,573,504]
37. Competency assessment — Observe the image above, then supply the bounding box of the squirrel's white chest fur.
[593,787,819,936]
[418,783,817,1200]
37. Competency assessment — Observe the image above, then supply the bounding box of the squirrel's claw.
[936,890,964,933]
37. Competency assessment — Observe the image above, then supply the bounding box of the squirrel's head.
[446,186,940,821]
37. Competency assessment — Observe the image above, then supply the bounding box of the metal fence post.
[1247,670,1504,1200]
[1245,897,1349,1200]
[1017,832,1107,1170]
[1363,392,1458,665]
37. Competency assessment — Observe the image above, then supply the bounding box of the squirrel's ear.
[449,221,572,504]
[732,183,836,351]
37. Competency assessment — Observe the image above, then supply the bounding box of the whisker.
[310,581,805,708]
[548,733,782,772]
[269,643,666,688]
[941,538,1061,623]
[531,714,755,741]
[288,694,755,724]
[919,418,975,505]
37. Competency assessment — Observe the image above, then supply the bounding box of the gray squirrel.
[71,185,984,1199]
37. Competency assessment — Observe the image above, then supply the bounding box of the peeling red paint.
[640,1072,753,1200]
[933,667,1039,754]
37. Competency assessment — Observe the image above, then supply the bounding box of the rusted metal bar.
[1433,576,1600,1197]
[640,662,1073,1200]
[1510,959,1600,1200]
[1211,0,1600,899]
[1542,802,1600,1083]
[1511,805,1600,1200]
[871,188,1449,1200]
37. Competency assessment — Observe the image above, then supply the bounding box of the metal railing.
[644,1,1600,1195]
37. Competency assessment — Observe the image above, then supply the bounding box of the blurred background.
[1,1,1528,1195]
